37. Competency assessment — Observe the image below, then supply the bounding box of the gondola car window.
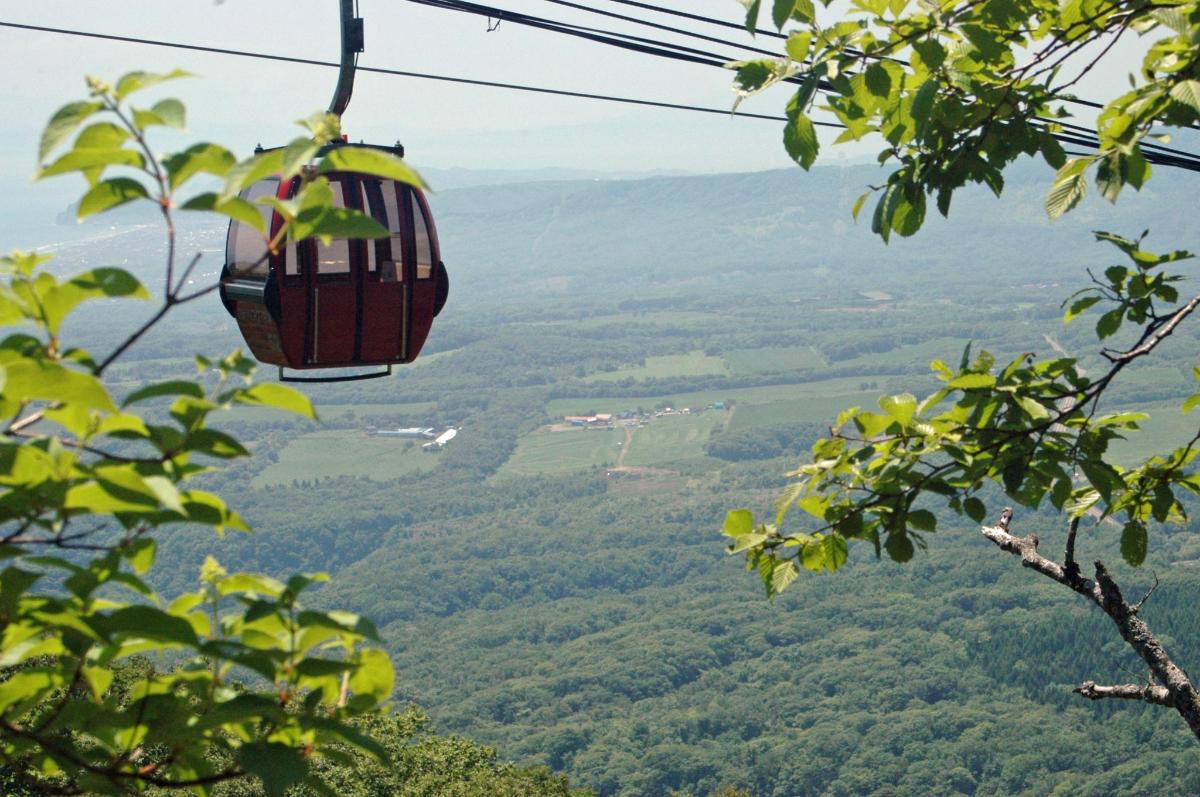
[415,200,434,280]
[315,183,351,275]
[381,182,405,282]
[360,180,386,273]
[226,178,279,279]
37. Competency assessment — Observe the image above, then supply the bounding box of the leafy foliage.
[726,232,1200,592]
[733,0,1200,238]
[0,71,427,794]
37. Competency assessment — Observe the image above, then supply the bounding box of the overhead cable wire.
[537,0,779,57]
[409,0,1200,164]
[595,0,786,40]
[2,19,1197,171]
[0,20,837,127]
[403,0,764,72]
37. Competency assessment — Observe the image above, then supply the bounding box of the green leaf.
[150,97,186,129]
[820,533,848,571]
[742,0,763,34]
[908,509,937,532]
[292,207,388,243]
[1066,489,1100,518]
[164,143,236,189]
[1064,295,1101,324]
[234,384,317,419]
[280,138,321,182]
[1096,307,1124,339]
[126,539,156,576]
[851,191,871,221]
[729,533,767,553]
[1045,158,1090,219]
[106,606,199,645]
[1183,394,1200,414]
[38,147,145,181]
[181,193,268,235]
[81,665,114,702]
[889,191,926,237]
[114,69,192,101]
[878,392,917,425]
[785,31,812,62]
[1016,395,1050,420]
[947,373,995,389]
[783,112,819,170]
[723,509,755,537]
[0,670,64,715]
[41,268,150,334]
[964,497,986,523]
[1,358,115,411]
[770,559,799,594]
[1120,521,1148,567]
[185,429,250,459]
[772,0,796,30]
[222,148,286,201]
[348,647,395,703]
[239,742,307,797]
[318,146,427,189]
[39,101,103,161]
[77,178,150,220]
[1169,80,1200,115]
[122,379,205,407]
[885,532,914,562]
[910,79,938,141]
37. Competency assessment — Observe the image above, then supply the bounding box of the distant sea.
[0,196,142,252]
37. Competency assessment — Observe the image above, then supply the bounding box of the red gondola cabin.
[219,143,448,380]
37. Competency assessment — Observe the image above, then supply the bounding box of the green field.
[223,401,436,425]
[622,413,721,467]
[496,427,623,477]
[729,393,880,429]
[252,430,438,488]
[546,375,897,418]
[724,345,827,375]
[837,336,972,368]
[584,351,729,383]
[524,311,725,330]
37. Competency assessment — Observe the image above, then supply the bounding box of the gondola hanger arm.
[328,0,364,118]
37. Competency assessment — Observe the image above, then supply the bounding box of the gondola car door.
[358,178,407,363]
[305,176,359,366]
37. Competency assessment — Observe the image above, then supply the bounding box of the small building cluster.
[564,414,614,428]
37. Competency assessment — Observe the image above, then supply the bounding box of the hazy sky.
[0,1,811,211]
[0,0,1155,235]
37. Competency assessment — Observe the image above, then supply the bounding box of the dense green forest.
[33,159,1200,795]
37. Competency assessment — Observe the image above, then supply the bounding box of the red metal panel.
[274,177,308,368]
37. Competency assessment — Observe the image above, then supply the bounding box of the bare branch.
[1074,680,1174,706]
[982,520,1200,739]
[1130,571,1160,615]
[1102,292,1200,364]
[1064,515,1081,583]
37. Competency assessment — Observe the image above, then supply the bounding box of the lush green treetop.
[733,0,1200,239]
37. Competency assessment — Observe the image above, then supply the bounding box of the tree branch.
[1064,515,1081,583]
[1074,680,1174,706]
[981,518,1200,738]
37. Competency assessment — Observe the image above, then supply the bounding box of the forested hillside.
[38,160,1200,795]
